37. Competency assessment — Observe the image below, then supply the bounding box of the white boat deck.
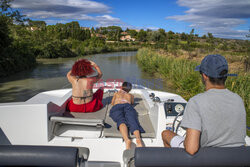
[53,93,156,139]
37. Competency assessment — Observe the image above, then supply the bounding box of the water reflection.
[0,51,172,103]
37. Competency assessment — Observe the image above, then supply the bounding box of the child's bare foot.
[125,139,132,150]
[136,138,143,147]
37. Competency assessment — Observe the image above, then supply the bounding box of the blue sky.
[12,0,250,39]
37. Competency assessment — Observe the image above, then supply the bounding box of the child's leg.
[119,123,131,149]
[133,130,143,147]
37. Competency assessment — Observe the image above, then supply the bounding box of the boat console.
[164,101,186,117]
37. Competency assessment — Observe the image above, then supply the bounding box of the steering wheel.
[172,111,186,136]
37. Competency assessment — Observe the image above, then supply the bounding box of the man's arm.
[184,128,201,155]
[180,97,201,155]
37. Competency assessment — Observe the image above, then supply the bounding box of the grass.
[137,48,250,136]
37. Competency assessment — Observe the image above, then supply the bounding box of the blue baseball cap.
[195,54,237,78]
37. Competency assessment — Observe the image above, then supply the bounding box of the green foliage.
[181,32,188,40]
[148,30,166,42]
[137,29,147,42]
[45,22,91,41]
[0,0,27,24]
[97,26,122,41]
[28,20,46,28]
[0,15,12,50]
[126,29,138,38]
[167,31,175,39]
[0,39,36,77]
[136,48,204,100]
[75,38,138,56]
[36,40,77,58]
[0,1,35,77]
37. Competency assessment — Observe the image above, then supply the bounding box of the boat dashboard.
[164,102,186,117]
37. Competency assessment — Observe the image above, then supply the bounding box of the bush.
[36,40,77,58]
[0,40,36,77]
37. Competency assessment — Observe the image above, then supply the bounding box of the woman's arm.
[89,60,103,81]
[67,70,74,83]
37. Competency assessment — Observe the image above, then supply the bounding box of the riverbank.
[73,42,139,57]
[136,48,250,135]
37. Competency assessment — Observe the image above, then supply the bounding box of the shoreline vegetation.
[136,48,250,135]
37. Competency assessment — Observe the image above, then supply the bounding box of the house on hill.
[120,34,135,41]
[121,32,128,35]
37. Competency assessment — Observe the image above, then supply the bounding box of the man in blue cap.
[162,54,246,155]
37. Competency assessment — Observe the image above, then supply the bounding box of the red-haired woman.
[66,59,103,113]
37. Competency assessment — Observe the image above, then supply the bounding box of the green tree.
[1,0,27,24]
[37,40,77,58]
[158,28,166,42]
[190,28,194,36]
[137,29,147,42]
[202,34,207,39]
[180,32,188,40]
[0,15,11,52]
[167,31,175,40]
[127,29,138,38]
[207,32,214,39]
[102,26,122,41]
[246,28,250,38]
[207,32,214,44]
[28,20,46,29]
[0,0,36,77]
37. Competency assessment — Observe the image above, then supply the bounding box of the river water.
[0,51,172,103]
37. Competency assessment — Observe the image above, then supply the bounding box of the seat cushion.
[135,147,250,167]
[50,93,112,127]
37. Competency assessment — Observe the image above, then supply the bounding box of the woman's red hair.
[71,59,95,77]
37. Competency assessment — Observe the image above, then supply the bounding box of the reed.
[137,48,250,135]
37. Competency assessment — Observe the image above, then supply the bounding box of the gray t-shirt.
[181,89,246,147]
